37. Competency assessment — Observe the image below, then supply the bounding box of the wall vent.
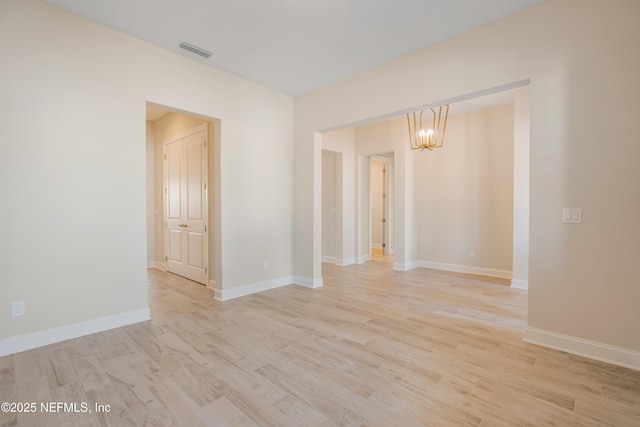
[178,41,213,59]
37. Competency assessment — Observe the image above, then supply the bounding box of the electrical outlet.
[263,260,270,270]
[11,300,25,317]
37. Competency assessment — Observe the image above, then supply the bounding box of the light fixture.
[407,105,450,151]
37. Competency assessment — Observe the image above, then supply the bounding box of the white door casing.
[164,124,208,285]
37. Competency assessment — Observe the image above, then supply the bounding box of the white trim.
[510,278,529,289]
[371,243,383,249]
[0,308,151,358]
[392,261,418,271]
[524,327,640,372]
[322,257,356,266]
[357,254,371,264]
[214,276,293,302]
[146,260,155,268]
[293,276,324,288]
[417,260,512,279]
[208,279,217,290]
[154,261,167,271]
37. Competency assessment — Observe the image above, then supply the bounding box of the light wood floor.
[1,262,639,426]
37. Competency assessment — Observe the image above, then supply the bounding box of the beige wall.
[321,151,337,260]
[416,104,514,272]
[512,88,530,288]
[321,128,356,266]
[370,160,385,248]
[146,121,155,267]
[0,0,293,342]
[295,0,640,354]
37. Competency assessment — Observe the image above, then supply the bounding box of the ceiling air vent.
[178,41,213,59]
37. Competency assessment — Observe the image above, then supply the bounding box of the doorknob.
[178,223,188,228]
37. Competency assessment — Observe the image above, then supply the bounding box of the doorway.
[370,154,394,260]
[145,103,221,289]
[318,85,529,288]
[164,124,208,284]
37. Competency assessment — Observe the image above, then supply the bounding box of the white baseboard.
[417,260,512,279]
[511,278,529,289]
[208,279,217,290]
[322,256,356,267]
[293,276,323,289]
[371,243,383,249]
[146,260,155,268]
[357,255,371,264]
[0,308,151,358]
[214,276,293,302]
[393,261,418,271]
[213,275,325,302]
[154,261,166,271]
[524,327,640,372]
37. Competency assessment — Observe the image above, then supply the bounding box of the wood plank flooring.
[1,258,639,426]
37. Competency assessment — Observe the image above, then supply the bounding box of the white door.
[164,125,208,285]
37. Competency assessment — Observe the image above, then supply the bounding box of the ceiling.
[41,0,544,96]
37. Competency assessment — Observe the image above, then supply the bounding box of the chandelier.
[406,105,450,151]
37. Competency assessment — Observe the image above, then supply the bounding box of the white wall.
[295,0,640,361]
[0,0,293,346]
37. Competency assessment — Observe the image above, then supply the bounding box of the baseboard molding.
[214,276,293,302]
[322,256,356,267]
[146,260,155,268]
[511,278,529,289]
[154,261,166,271]
[371,244,383,249]
[392,261,418,271]
[417,260,512,279]
[208,279,217,291]
[524,327,640,371]
[357,255,371,264]
[293,276,324,289]
[0,308,151,358]
[213,275,325,302]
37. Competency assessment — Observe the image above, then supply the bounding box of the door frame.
[162,123,209,284]
[370,154,394,257]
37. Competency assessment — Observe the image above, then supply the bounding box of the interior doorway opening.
[369,153,394,262]
[145,102,222,290]
[319,83,530,290]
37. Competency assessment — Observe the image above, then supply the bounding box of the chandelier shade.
[407,105,450,151]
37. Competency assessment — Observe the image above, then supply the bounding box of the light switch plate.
[562,208,582,224]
